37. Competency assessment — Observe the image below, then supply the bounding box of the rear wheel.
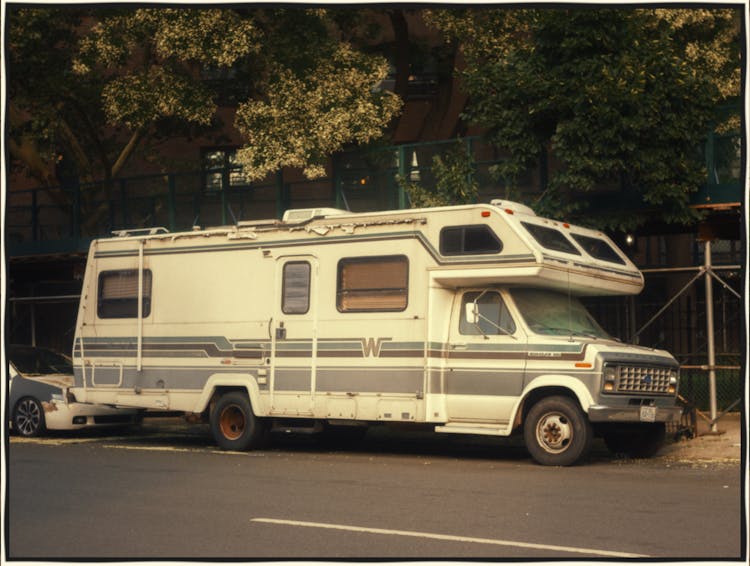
[524,396,593,466]
[210,392,268,451]
[13,397,46,437]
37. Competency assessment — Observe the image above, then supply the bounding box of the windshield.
[9,346,73,375]
[509,289,610,339]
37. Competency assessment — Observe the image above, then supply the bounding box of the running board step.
[434,423,510,436]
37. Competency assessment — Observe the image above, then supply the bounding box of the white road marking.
[10,436,118,445]
[251,517,648,558]
[102,444,262,456]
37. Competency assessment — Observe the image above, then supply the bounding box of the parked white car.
[8,344,140,437]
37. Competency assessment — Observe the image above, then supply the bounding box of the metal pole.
[704,240,719,433]
[397,145,407,210]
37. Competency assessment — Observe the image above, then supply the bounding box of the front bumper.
[43,400,139,430]
[587,404,683,423]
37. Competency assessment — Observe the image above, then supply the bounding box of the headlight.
[602,365,618,391]
[668,369,679,394]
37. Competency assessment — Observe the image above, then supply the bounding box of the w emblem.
[360,337,392,358]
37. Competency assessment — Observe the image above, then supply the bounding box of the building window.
[440,225,502,256]
[202,148,245,192]
[282,262,311,315]
[521,222,581,255]
[337,256,408,312]
[98,270,152,319]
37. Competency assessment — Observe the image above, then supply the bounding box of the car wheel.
[210,391,268,451]
[13,397,46,437]
[524,396,593,466]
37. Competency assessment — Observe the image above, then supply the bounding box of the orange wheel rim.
[219,405,245,440]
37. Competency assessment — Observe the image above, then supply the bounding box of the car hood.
[17,373,74,390]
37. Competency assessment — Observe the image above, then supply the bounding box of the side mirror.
[465,302,479,325]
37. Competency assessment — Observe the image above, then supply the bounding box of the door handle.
[451,343,468,350]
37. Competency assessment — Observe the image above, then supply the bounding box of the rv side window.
[521,222,581,255]
[282,261,311,314]
[440,225,502,255]
[460,291,516,336]
[337,256,408,312]
[571,234,626,265]
[98,269,152,319]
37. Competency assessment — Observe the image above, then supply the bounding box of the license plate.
[640,406,657,422]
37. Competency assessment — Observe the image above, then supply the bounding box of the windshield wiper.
[530,325,602,339]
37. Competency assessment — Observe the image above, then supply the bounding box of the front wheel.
[210,392,268,451]
[13,397,46,437]
[524,396,593,466]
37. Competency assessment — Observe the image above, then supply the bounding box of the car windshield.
[9,346,73,375]
[509,288,610,339]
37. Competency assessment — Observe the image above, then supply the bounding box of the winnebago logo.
[360,337,392,358]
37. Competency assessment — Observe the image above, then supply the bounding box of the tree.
[7,7,401,224]
[426,8,741,230]
[398,141,478,208]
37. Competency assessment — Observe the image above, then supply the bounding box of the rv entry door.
[269,256,319,416]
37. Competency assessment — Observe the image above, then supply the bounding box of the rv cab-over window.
[521,222,580,255]
[440,225,503,255]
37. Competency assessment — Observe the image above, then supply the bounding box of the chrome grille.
[611,364,676,395]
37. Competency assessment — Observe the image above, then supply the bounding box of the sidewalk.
[658,412,744,463]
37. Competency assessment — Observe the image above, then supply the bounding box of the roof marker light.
[481,211,491,218]
[504,209,514,215]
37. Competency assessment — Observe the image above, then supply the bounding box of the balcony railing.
[6,135,742,258]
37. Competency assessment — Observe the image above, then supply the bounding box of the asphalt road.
[6,421,745,560]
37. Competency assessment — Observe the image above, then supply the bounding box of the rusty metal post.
[704,239,719,433]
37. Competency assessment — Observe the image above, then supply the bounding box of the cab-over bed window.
[440,225,502,255]
[521,222,580,255]
[571,234,626,265]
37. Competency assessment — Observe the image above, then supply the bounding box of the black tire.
[210,392,268,451]
[13,397,46,437]
[604,423,666,459]
[524,396,593,466]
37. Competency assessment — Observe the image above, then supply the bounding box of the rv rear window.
[571,234,626,265]
[337,256,408,312]
[98,269,152,319]
[282,261,311,314]
[440,225,502,255]
[521,222,581,255]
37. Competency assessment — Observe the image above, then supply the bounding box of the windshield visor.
[509,288,610,339]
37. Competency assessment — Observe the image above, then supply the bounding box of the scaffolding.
[632,240,742,434]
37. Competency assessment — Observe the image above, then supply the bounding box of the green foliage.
[399,141,478,208]
[235,44,400,181]
[8,7,401,186]
[428,8,741,230]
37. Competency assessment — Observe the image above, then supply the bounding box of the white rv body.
[72,200,681,465]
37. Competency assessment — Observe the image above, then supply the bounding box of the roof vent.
[489,200,536,216]
[282,208,349,223]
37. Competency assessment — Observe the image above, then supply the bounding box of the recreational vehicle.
[71,200,681,465]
